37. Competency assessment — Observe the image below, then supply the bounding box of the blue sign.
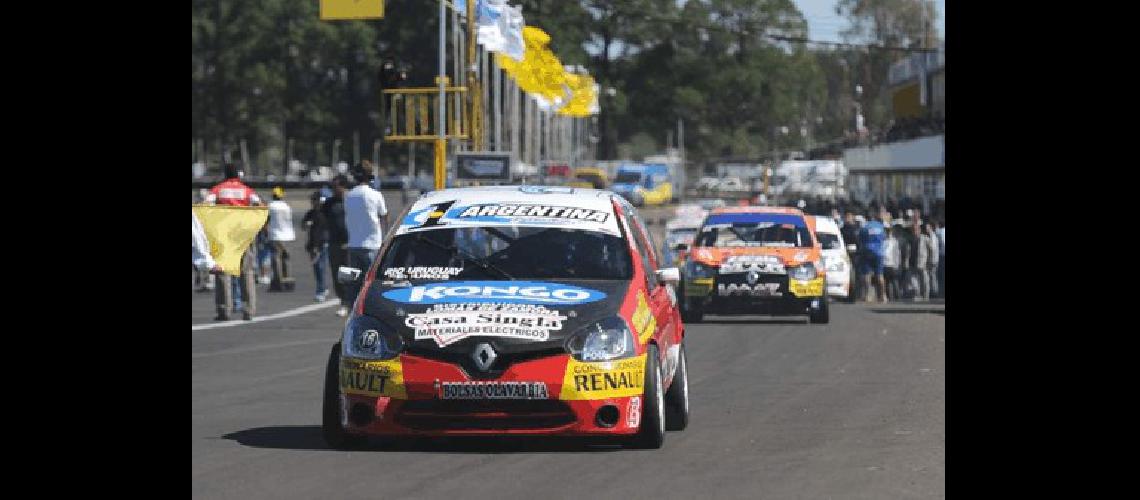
[382,281,607,305]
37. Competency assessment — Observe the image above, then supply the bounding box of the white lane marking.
[192,301,339,331]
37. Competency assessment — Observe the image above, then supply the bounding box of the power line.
[765,34,939,53]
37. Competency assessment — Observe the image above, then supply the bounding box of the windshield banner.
[382,280,607,305]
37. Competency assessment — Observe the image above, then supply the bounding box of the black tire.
[664,344,690,431]
[322,344,368,450]
[627,345,665,449]
[809,294,830,324]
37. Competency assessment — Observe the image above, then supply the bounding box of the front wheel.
[809,294,830,324]
[627,345,665,449]
[664,344,689,431]
[322,344,367,450]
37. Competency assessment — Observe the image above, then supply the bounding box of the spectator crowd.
[193,162,389,321]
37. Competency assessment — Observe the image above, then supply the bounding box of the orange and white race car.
[676,206,829,323]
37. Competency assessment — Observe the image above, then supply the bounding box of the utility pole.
[434,0,447,190]
[466,0,483,152]
[678,118,685,199]
[353,130,360,166]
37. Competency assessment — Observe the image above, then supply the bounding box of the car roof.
[397,186,622,236]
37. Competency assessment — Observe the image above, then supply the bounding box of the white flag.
[498,5,526,61]
[475,1,525,62]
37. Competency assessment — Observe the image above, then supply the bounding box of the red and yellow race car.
[677,206,829,323]
[323,186,689,449]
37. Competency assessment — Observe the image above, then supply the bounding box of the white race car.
[808,215,851,300]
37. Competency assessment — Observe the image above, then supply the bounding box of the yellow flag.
[320,0,384,20]
[557,73,599,117]
[192,205,269,276]
[498,27,570,105]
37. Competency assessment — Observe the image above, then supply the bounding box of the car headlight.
[686,260,716,279]
[788,263,818,281]
[342,315,404,360]
[566,316,636,362]
[825,258,845,272]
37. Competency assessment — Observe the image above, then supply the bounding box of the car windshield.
[379,226,633,280]
[614,171,642,184]
[816,232,842,250]
[696,214,814,248]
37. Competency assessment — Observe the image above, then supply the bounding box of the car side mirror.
[673,243,689,252]
[656,267,680,286]
[337,266,362,284]
[846,244,857,253]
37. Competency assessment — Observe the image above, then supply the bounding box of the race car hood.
[689,245,819,268]
[361,279,631,358]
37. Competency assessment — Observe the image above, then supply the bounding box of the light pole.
[434,0,446,190]
[601,87,617,160]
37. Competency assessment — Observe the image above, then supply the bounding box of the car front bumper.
[338,353,647,437]
[684,274,826,315]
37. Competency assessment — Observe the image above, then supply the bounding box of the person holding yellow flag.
[202,164,266,321]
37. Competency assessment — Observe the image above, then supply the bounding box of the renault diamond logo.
[747,271,759,285]
[472,343,497,371]
[360,330,379,349]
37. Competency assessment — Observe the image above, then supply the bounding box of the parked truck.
[766,160,848,199]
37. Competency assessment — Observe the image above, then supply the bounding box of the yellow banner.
[340,358,407,399]
[191,205,269,276]
[559,354,646,400]
[497,26,570,105]
[556,73,598,117]
[320,0,384,20]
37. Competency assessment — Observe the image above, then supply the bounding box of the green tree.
[836,0,939,132]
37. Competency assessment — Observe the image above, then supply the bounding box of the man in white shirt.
[880,213,901,302]
[935,220,945,298]
[267,187,297,291]
[343,168,389,307]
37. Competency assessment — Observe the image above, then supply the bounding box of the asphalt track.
[192,194,945,499]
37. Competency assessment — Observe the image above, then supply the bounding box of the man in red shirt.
[206,164,264,321]
[206,164,264,206]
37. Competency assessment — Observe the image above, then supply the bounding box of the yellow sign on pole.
[320,0,384,21]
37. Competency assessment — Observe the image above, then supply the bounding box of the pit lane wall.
[842,134,943,206]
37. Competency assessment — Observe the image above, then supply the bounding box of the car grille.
[396,399,576,430]
[404,345,567,380]
[714,273,788,296]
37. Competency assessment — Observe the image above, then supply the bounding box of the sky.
[793,0,946,44]
[585,0,946,57]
